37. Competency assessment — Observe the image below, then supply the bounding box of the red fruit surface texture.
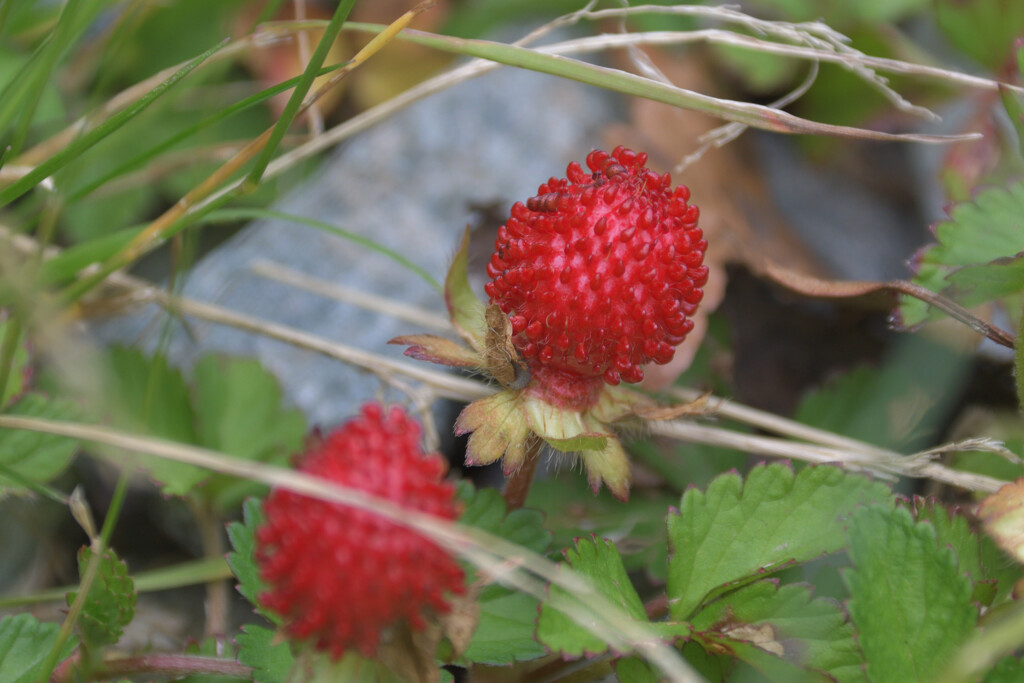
[484,146,708,400]
[255,403,464,659]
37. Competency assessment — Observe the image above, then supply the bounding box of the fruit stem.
[503,439,542,510]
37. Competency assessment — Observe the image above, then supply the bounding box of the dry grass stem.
[248,259,451,331]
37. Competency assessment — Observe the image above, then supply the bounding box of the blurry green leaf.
[66,545,137,649]
[0,318,29,408]
[526,472,675,581]
[984,657,1024,682]
[713,42,798,95]
[936,0,1024,71]
[457,482,549,664]
[0,613,76,683]
[690,581,866,683]
[0,392,78,493]
[844,506,976,683]
[902,179,1024,326]
[794,336,971,452]
[1000,84,1024,159]
[667,463,891,621]
[226,498,277,623]
[537,537,662,657]
[237,624,293,683]
[191,354,306,508]
[98,347,205,496]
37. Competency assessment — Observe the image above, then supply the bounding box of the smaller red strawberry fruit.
[255,403,465,659]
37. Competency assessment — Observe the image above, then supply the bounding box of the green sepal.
[455,390,531,471]
[521,393,611,449]
[444,228,487,352]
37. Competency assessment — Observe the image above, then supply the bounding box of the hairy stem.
[503,439,542,511]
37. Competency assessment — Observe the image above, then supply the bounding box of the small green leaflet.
[844,505,976,683]
[537,537,688,657]
[0,614,77,683]
[667,463,891,620]
[66,546,137,649]
[0,393,79,493]
[456,482,549,664]
[901,179,1024,327]
[226,498,277,623]
[690,581,866,683]
[237,624,293,683]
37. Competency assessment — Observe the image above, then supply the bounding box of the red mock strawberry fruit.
[255,403,465,659]
[390,147,709,500]
[484,146,707,410]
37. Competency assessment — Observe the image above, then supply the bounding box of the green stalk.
[244,0,358,188]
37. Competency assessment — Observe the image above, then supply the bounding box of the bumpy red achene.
[484,146,707,410]
[255,403,465,659]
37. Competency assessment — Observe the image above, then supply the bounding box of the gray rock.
[93,56,620,428]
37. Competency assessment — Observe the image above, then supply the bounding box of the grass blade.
[244,0,358,187]
[68,63,346,203]
[0,38,228,209]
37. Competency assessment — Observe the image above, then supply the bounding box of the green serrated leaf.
[66,546,137,649]
[191,354,306,508]
[237,624,293,683]
[0,392,79,493]
[983,656,1024,683]
[98,347,206,496]
[903,179,1024,327]
[667,463,891,620]
[690,581,866,683]
[844,505,976,683]
[226,498,277,623]
[909,497,1022,605]
[537,537,653,657]
[0,614,77,683]
[456,482,549,664]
